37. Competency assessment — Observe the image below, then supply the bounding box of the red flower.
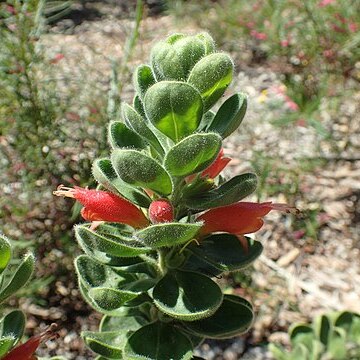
[3,324,58,360]
[149,199,174,223]
[198,202,297,236]
[53,185,149,228]
[201,148,231,179]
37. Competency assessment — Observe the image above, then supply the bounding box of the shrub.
[55,32,297,359]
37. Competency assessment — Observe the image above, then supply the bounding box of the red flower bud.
[149,199,174,223]
[3,324,58,360]
[198,202,298,236]
[54,185,149,228]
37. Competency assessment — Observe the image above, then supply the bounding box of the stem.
[157,248,168,275]
[139,254,161,275]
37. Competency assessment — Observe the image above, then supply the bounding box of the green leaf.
[0,336,16,357]
[188,53,233,111]
[89,287,139,311]
[133,95,146,118]
[75,225,150,258]
[268,344,288,360]
[83,331,125,359]
[207,93,247,138]
[144,81,204,142]
[314,314,331,346]
[108,121,146,150]
[183,295,253,339]
[92,158,151,208]
[134,222,202,248]
[0,235,11,276]
[164,133,222,177]
[100,311,148,332]
[133,64,156,100]
[0,252,35,303]
[196,32,216,55]
[328,328,347,360]
[111,149,172,196]
[183,173,258,210]
[75,256,141,314]
[198,110,215,131]
[0,310,26,346]
[289,324,313,350]
[150,34,208,81]
[122,103,164,156]
[124,322,193,360]
[153,270,223,321]
[183,234,263,273]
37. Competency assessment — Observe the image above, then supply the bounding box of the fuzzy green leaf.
[183,173,258,210]
[89,287,139,311]
[207,93,247,138]
[75,225,151,258]
[0,310,26,346]
[133,64,156,100]
[122,103,164,156]
[124,322,193,360]
[150,34,208,81]
[188,53,233,111]
[144,81,203,142]
[183,235,262,274]
[111,149,172,196]
[82,331,125,359]
[314,315,331,346]
[0,235,11,276]
[134,222,202,249]
[164,133,221,177]
[183,295,253,339]
[153,270,223,321]
[0,336,16,357]
[0,252,34,304]
[92,158,151,208]
[108,121,146,150]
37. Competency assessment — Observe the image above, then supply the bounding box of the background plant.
[0,233,65,359]
[269,311,360,360]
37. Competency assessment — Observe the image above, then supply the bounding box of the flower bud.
[149,199,174,223]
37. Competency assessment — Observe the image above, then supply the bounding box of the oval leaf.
[122,103,164,156]
[124,322,193,360]
[150,34,207,81]
[153,270,223,321]
[0,252,34,304]
[183,234,263,273]
[184,173,258,210]
[92,158,151,208]
[0,310,26,345]
[89,287,139,311]
[144,81,203,142]
[108,121,146,150]
[134,222,202,249]
[188,53,233,111]
[133,64,156,100]
[208,93,247,138]
[111,149,172,196]
[75,225,151,258]
[164,133,222,177]
[82,331,125,359]
[183,295,253,339]
[0,235,11,276]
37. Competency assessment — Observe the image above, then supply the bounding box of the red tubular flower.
[3,324,58,360]
[201,148,232,179]
[53,185,149,228]
[149,199,174,223]
[198,202,297,236]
